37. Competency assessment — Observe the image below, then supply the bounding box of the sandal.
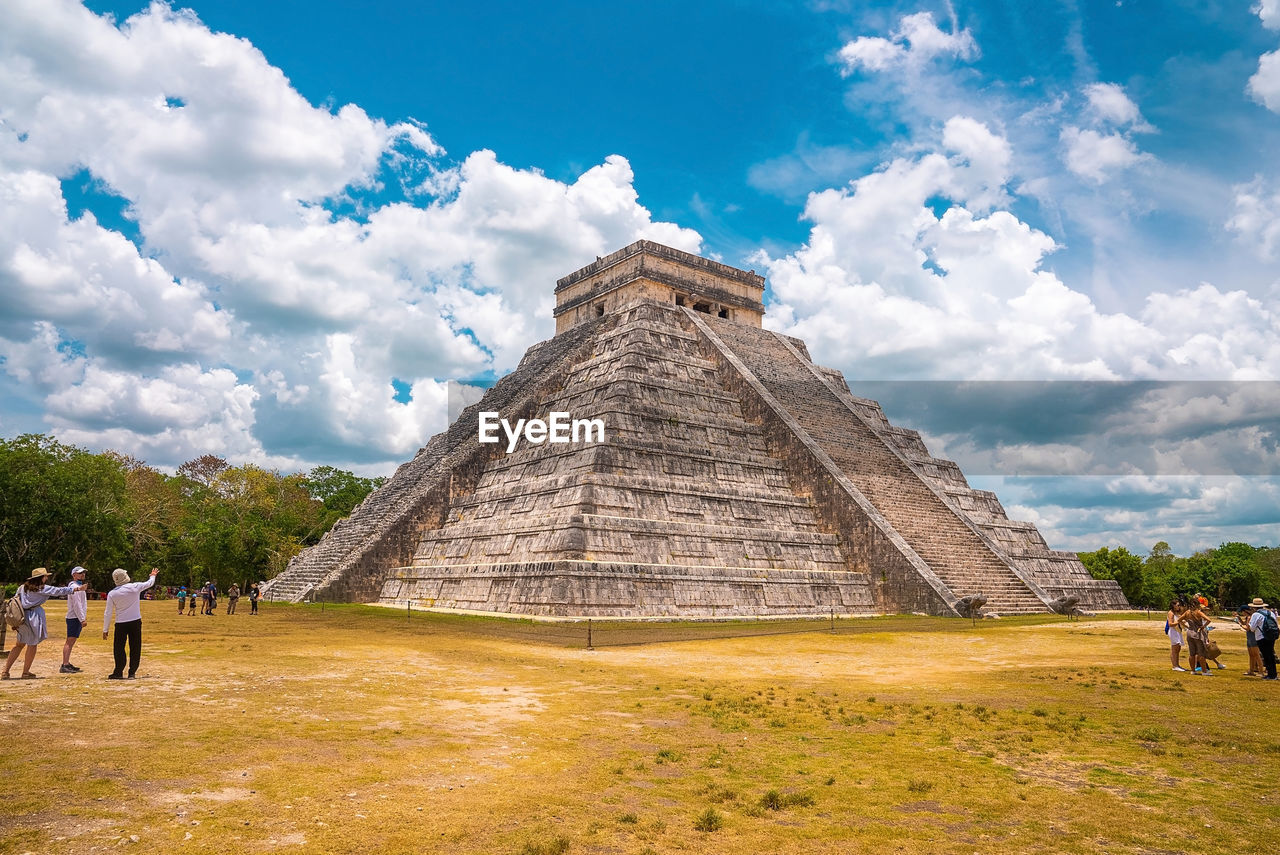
[20,673,39,679]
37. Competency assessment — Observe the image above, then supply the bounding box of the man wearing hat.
[102,567,159,680]
[1246,597,1278,680]
[3,568,86,679]
[60,565,89,673]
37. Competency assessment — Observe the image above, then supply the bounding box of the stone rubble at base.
[263,241,1128,618]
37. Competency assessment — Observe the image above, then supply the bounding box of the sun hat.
[112,568,130,586]
[1251,597,1269,608]
[27,567,49,581]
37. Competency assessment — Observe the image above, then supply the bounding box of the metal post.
[830,609,835,633]
[407,599,411,621]
[587,618,593,650]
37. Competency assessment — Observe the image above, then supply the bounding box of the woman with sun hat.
[2,568,86,679]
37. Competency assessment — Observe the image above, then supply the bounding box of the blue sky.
[1,0,1277,554]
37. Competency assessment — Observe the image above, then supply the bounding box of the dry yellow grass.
[1,603,1277,854]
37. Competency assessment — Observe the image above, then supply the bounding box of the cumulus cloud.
[1249,50,1280,112]
[992,475,1280,554]
[0,0,700,469]
[1256,0,1280,31]
[1082,82,1153,130]
[758,118,1279,384]
[1059,82,1153,183]
[1059,127,1146,183]
[836,11,977,75]
[1249,1,1280,111]
[1226,175,1280,260]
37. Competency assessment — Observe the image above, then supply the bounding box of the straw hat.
[1250,597,1269,609]
[27,567,49,581]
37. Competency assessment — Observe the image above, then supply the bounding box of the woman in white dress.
[1167,601,1187,672]
[3,568,85,679]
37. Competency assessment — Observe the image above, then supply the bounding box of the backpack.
[1261,609,1280,642]
[1,593,27,648]
[2,594,26,630]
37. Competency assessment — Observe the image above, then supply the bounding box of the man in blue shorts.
[60,565,88,674]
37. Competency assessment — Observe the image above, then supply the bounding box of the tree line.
[0,434,383,594]
[4,432,1275,610]
[1079,541,1280,610]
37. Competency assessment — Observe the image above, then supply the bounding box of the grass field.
[1,602,1277,854]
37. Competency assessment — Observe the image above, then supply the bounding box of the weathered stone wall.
[554,240,765,332]
[261,315,608,602]
[380,561,875,617]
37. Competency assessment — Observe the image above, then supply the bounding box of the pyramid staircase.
[692,314,1051,615]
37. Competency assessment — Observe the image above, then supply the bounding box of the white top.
[1249,609,1271,641]
[103,577,156,632]
[66,581,88,622]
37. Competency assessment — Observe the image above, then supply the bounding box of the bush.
[693,807,723,832]
[520,836,570,855]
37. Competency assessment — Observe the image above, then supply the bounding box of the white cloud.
[1057,82,1154,184]
[1250,1,1280,111]
[759,121,1279,384]
[1257,0,1280,31]
[1249,50,1280,112]
[1059,127,1147,183]
[1082,82,1154,131]
[1226,175,1280,260]
[837,11,977,75]
[0,0,700,470]
[994,475,1280,554]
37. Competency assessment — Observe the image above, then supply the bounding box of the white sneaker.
[1216,663,1226,669]
[1172,667,1188,672]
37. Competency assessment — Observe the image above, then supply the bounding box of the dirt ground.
[1,604,1276,855]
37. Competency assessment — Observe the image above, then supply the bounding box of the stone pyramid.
[263,241,1127,617]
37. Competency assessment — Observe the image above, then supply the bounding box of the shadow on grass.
[282,599,1149,649]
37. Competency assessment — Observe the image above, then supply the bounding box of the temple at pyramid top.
[554,239,765,333]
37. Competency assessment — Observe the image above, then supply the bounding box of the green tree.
[0,434,131,587]
[1078,546,1144,605]
[178,461,325,589]
[1140,541,1176,609]
[302,465,384,525]
[1205,542,1262,607]
[1257,547,1280,604]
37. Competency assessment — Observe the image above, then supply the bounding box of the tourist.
[249,582,261,615]
[226,582,240,615]
[3,568,86,679]
[61,565,89,674]
[1179,601,1213,676]
[205,581,218,615]
[1167,601,1186,672]
[188,587,198,615]
[177,585,187,614]
[102,567,159,680]
[1238,604,1265,676]
[1247,598,1278,681]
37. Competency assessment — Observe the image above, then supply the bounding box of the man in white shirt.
[60,565,88,674]
[102,567,158,680]
[1247,598,1278,680]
